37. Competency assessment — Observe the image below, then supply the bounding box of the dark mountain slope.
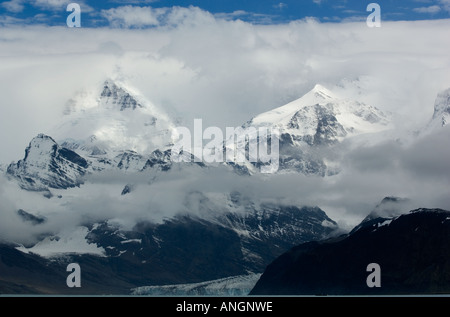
[251,209,450,295]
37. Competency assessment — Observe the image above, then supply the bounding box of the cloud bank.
[1,125,449,244]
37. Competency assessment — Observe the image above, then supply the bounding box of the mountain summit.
[6,134,88,191]
[100,80,144,111]
[53,80,176,156]
[6,80,180,190]
[248,84,390,147]
[240,84,391,175]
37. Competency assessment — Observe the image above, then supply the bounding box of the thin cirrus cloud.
[273,2,288,10]
[413,5,442,13]
[33,0,72,9]
[1,0,24,13]
[413,0,450,13]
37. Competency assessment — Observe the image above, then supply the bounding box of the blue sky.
[1,0,449,27]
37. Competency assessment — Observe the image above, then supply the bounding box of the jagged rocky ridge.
[6,134,174,192]
[6,134,88,191]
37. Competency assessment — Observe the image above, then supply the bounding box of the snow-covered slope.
[248,84,390,147]
[233,84,391,175]
[6,80,181,191]
[16,226,106,258]
[429,87,450,130]
[6,134,88,191]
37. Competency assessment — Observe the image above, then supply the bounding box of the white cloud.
[101,5,161,28]
[100,5,217,29]
[1,0,24,13]
[164,6,215,27]
[413,5,442,13]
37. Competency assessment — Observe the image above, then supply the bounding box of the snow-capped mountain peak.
[24,134,59,162]
[248,84,390,147]
[7,133,88,190]
[53,79,176,156]
[300,83,336,103]
[249,84,336,128]
[100,80,143,111]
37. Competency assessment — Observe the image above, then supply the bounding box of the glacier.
[131,273,262,296]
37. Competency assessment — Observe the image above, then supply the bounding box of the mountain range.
[1,79,449,295]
